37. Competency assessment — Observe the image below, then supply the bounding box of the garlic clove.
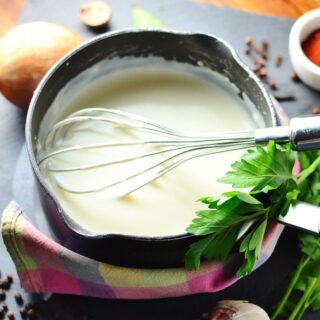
[210,300,270,320]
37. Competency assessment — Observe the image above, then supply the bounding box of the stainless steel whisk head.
[38,108,320,198]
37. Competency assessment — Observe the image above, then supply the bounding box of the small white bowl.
[289,8,320,90]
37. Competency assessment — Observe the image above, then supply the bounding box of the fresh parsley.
[271,234,320,320]
[184,141,320,277]
[271,149,320,320]
[185,141,320,318]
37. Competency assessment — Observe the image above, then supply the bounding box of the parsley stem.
[288,276,318,320]
[297,154,320,184]
[271,254,310,320]
[295,281,317,320]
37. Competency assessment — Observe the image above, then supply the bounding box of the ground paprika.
[302,29,320,66]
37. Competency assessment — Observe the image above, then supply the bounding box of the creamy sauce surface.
[38,64,259,236]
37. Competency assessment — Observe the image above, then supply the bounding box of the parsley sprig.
[271,234,320,320]
[184,141,320,278]
[271,148,320,320]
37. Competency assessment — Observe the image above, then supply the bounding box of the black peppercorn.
[6,276,13,285]
[26,309,36,320]
[0,289,5,300]
[14,293,23,306]
[6,311,14,320]
[19,309,27,319]
[1,281,10,291]
[25,302,35,311]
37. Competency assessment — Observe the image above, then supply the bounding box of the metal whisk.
[38,108,320,198]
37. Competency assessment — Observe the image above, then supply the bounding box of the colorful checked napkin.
[1,201,283,299]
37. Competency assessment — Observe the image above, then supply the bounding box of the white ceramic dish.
[289,8,320,90]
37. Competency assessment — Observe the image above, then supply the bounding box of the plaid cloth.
[1,201,283,299]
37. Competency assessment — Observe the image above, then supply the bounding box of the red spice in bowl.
[302,29,320,66]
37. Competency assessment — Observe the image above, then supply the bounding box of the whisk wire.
[39,107,258,197]
[53,142,255,197]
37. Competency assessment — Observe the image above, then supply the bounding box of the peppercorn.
[0,289,5,300]
[19,309,27,319]
[260,40,268,59]
[258,67,267,78]
[1,281,10,291]
[275,53,283,67]
[25,303,35,311]
[14,293,23,305]
[244,36,253,46]
[267,79,277,90]
[26,309,36,320]
[6,276,13,285]
[290,71,299,82]
[6,311,14,320]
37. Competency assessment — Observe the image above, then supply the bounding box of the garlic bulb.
[210,300,270,320]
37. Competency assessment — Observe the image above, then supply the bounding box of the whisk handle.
[289,115,320,151]
[254,126,290,145]
[254,115,320,151]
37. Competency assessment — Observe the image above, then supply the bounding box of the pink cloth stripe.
[1,201,283,299]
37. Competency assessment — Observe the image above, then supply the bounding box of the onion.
[209,300,270,320]
[0,22,82,109]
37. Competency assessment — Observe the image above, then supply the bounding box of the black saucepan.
[26,29,278,268]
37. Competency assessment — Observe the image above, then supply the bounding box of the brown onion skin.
[0,22,82,110]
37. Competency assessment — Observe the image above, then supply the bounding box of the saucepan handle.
[277,202,320,235]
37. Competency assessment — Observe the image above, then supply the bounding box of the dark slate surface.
[0,0,319,319]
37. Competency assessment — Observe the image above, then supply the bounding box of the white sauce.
[38,60,261,237]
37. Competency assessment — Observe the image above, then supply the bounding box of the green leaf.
[185,223,244,269]
[311,291,320,310]
[286,189,300,201]
[203,223,244,260]
[237,218,267,276]
[184,235,215,270]
[299,170,320,206]
[299,234,320,261]
[250,218,267,257]
[219,141,296,193]
[268,179,299,218]
[224,191,262,204]
[187,209,240,235]
[237,248,255,277]
[187,193,265,237]
[132,6,165,28]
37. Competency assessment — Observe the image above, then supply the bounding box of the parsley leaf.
[184,235,215,270]
[185,141,297,276]
[219,141,296,193]
[185,191,267,270]
[237,218,267,277]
